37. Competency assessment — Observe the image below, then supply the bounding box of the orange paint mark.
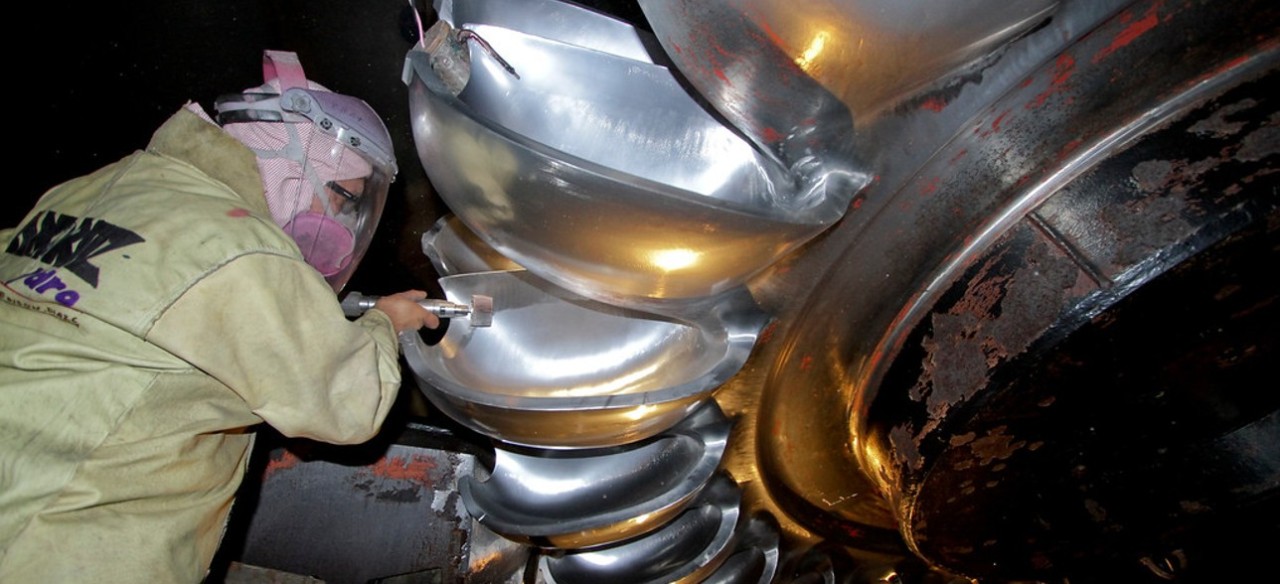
[262,450,303,480]
[1092,1,1163,64]
[366,454,437,488]
[920,97,948,112]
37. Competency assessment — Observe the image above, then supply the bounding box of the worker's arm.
[146,253,412,444]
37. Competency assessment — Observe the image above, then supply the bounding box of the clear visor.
[279,127,393,293]
[219,85,398,293]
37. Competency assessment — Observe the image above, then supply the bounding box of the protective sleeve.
[146,253,403,444]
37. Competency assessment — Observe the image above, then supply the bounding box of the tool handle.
[341,292,471,319]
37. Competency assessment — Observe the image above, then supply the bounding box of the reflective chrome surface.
[402,6,864,303]
[399,269,769,449]
[540,473,743,584]
[702,514,781,584]
[422,214,521,276]
[638,0,1059,127]
[433,0,658,63]
[460,401,731,549]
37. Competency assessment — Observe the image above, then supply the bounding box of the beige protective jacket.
[0,107,404,583]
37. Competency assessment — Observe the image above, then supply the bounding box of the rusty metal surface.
[744,0,1279,580]
[218,423,524,584]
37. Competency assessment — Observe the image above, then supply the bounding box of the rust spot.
[1084,498,1109,523]
[890,423,925,471]
[968,426,1027,465]
[1235,122,1279,163]
[949,431,977,447]
[1092,0,1164,64]
[1187,98,1256,138]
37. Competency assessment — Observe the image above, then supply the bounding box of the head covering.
[216,50,397,292]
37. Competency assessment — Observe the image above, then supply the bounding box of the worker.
[0,50,439,582]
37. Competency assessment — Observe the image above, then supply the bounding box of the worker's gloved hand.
[373,290,441,333]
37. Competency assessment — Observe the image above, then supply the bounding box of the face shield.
[215,51,398,293]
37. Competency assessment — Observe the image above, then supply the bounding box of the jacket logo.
[5,210,145,288]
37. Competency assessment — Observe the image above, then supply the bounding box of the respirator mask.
[215,50,398,293]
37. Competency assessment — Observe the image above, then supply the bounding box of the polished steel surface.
[399,269,769,449]
[638,0,1059,128]
[539,473,743,584]
[460,400,731,549]
[402,13,863,303]
[702,514,781,584]
[421,214,521,276]
[434,0,658,63]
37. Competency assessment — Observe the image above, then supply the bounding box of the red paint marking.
[921,176,940,195]
[366,454,437,488]
[262,450,302,480]
[1018,76,1035,88]
[1026,53,1076,109]
[713,67,730,83]
[990,109,1011,133]
[1056,138,1084,162]
[799,355,813,371]
[920,97,948,112]
[852,197,864,210]
[950,148,969,165]
[760,126,784,143]
[227,208,250,218]
[759,321,778,344]
[756,18,788,49]
[1092,1,1163,64]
